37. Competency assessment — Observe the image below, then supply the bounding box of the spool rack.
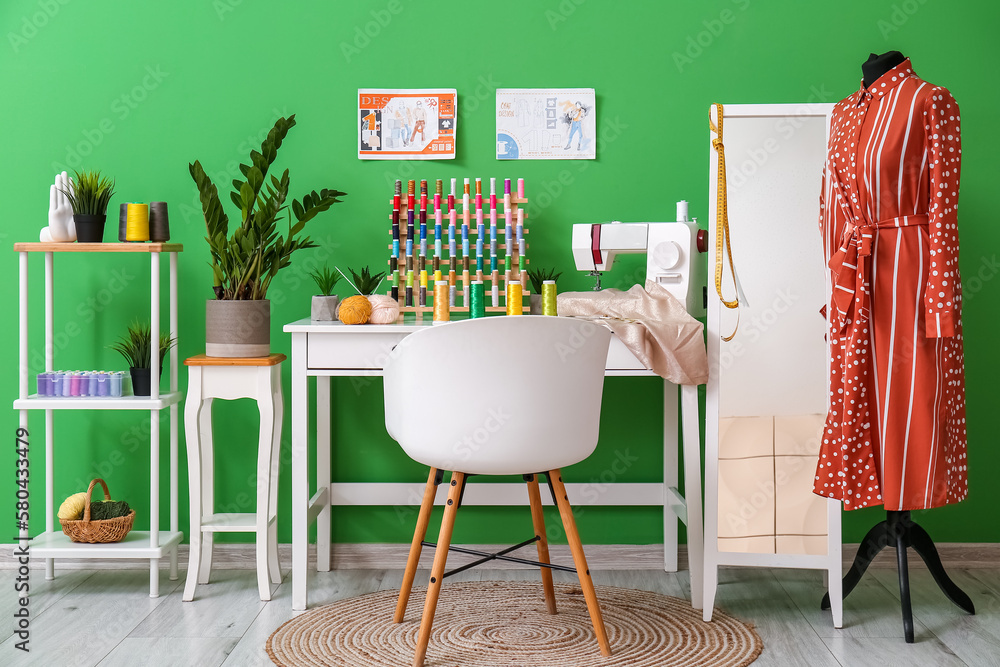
[387,189,530,316]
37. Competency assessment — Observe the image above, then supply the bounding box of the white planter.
[311,295,340,321]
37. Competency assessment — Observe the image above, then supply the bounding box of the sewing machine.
[571,200,708,316]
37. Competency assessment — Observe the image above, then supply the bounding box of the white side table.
[182,353,285,601]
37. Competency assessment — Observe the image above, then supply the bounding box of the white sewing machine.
[571,200,707,316]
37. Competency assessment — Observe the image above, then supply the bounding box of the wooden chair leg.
[412,471,465,667]
[527,475,557,615]
[394,467,440,623]
[550,469,611,657]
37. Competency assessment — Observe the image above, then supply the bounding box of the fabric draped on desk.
[557,281,708,385]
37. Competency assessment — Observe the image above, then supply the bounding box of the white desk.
[284,315,704,611]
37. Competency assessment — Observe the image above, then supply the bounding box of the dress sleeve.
[923,87,962,338]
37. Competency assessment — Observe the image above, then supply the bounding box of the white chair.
[384,316,613,667]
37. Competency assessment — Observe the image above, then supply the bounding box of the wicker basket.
[59,478,135,544]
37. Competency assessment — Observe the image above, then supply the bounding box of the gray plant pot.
[529,293,543,315]
[311,295,340,321]
[205,299,270,357]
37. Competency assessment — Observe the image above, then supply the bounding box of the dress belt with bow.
[828,214,929,333]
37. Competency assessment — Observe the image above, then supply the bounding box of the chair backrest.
[384,316,612,475]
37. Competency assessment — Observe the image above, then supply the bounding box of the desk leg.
[662,381,679,573]
[316,376,332,572]
[291,333,310,610]
[680,384,704,611]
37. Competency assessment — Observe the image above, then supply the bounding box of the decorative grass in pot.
[309,265,342,321]
[109,321,177,396]
[61,170,115,243]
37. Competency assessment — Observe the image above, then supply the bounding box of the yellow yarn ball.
[58,491,87,520]
[339,295,372,325]
[367,294,400,324]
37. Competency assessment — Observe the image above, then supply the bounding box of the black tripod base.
[821,511,974,642]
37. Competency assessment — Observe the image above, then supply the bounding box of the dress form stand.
[821,510,975,642]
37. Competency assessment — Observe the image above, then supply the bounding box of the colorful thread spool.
[542,280,558,316]
[125,203,150,242]
[149,201,170,242]
[433,280,450,325]
[470,281,486,319]
[506,281,523,316]
[36,373,52,396]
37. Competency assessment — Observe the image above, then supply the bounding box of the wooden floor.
[3,564,999,666]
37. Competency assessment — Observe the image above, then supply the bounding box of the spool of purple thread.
[37,373,52,396]
[97,372,109,397]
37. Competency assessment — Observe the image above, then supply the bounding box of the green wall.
[3,0,998,548]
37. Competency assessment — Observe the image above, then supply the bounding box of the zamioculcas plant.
[189,114,347,301]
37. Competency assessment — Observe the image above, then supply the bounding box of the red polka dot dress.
[814,59,968,511]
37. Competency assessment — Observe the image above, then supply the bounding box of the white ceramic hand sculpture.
[40,171,76,242]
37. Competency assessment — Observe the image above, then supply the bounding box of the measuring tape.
[710,103,740,342]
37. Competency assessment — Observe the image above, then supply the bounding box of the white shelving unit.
[15,241,183,597]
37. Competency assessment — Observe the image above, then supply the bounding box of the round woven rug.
[267,581,762,666]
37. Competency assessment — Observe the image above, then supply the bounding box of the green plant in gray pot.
[189,114,347,356]
[61,170,115,243]
[109,321,177,396]
[527,267,562,314]
[309,265,341,321]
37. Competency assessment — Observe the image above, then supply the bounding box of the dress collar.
[854,58,916,104]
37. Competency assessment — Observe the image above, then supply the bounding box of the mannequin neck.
[862,51,906,88]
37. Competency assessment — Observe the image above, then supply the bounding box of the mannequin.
[818,51,974,642]
[861,50,906,88]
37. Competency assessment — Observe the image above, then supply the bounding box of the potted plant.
[309,265,341,321]
[189,114,347,356]
[527,267,562,314]
[339,266,396,325]
[109,321,177,396]
[61,170,115,243]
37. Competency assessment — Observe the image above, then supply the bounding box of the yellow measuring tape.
[710,103,740,342]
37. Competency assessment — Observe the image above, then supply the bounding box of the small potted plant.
[109,321,177,396]
[309,265,341,321]
[61,170,115,243]
[339,266,393,325]
[527,267,562,314]
[189,114,347,356]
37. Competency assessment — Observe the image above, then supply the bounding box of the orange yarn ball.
[338,295,372,325]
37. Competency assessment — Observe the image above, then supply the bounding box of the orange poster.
[358,88,457,160]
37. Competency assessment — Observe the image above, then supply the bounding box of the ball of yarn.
[338,295,372,325]
[367,294,400,324]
